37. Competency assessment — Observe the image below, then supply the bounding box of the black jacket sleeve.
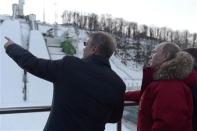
[108,102,124,123]
[6,44,64,82]
[108,83,126,123]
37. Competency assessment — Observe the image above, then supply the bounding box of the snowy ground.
[0,17,139,131]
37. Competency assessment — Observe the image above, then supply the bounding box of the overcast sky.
[0,0,197,33]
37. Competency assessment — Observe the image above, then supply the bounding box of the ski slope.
[0,19,53,131]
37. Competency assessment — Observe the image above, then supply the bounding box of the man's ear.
[164,52,170,61]
[91,45,98,54]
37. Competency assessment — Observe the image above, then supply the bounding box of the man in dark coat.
[125,42,194,131]
[4,32,126,131]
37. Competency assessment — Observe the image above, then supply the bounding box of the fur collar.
[154,51,194,80]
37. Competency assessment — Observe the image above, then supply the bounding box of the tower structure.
[18,0,25,16]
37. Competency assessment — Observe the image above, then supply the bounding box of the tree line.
[62,10,197,65]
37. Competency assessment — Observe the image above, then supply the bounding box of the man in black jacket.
[4,32,126,131]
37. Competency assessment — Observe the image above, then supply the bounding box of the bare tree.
[181,30,189,48]
[130,22,138,39]
[141,25,148,37]
[192,33,197,47]
[160,27,167,41]
[105,14,113,33]
[126,22,131,38]
[174,31,181,46]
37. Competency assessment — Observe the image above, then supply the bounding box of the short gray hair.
[161,42,181,61]
[89,32,116,59]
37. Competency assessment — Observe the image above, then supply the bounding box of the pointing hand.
[4,36,14,49]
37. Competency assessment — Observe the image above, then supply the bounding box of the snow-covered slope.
[0,20,52,130]
[28,30,53,104]
[0,20,24,107]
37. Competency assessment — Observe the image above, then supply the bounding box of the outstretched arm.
[125,90,141,102]
[4,37,64,82]
[108,98,124,123]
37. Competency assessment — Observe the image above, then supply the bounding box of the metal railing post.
[117,120,122,131]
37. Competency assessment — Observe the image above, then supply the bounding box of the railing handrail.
[124,101,138,106]
[0,105,51,114]
[0,101,138,131]
[0,101,138,115]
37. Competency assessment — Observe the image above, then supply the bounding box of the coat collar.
[153,51,194,80]
[83,55,111,68]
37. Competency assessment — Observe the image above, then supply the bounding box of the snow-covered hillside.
[0,17,139,131]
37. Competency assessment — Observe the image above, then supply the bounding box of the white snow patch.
[27,30,53,104]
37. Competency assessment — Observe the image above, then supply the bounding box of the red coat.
[138,80,193,131]
[125,51,195,131]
